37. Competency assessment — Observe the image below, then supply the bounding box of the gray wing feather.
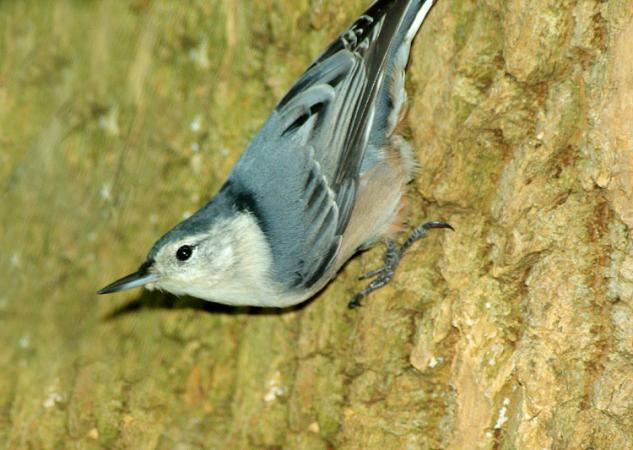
[229,0,429,289]
[230,140,341,288]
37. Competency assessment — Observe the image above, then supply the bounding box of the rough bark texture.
[2,0,632,448]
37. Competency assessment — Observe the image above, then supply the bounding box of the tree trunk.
[2,0,632,448]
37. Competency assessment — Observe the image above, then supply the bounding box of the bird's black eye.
[176,245,193,261]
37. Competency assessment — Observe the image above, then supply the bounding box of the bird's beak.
[97,260,159,295]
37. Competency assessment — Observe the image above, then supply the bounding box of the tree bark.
[2,0,632,448]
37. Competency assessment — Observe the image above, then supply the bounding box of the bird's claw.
[348,220,453,309]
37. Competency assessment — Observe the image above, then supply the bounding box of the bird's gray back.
[227,0,433,291]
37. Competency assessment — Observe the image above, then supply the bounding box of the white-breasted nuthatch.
[99,0,452,308]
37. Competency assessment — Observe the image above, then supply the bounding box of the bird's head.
[98,206,273,304]
[98,208,241,299]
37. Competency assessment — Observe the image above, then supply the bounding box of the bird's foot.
[347,221,453,309]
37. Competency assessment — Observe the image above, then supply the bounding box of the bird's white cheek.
[178,246,235,285]
[214,246,234,267]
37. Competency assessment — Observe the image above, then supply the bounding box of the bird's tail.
[368,0,434,148]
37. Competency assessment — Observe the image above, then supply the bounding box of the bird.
[98,0,452,309]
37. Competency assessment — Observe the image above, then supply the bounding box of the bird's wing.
[230,0,429,289]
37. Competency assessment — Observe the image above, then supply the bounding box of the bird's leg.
[357,241,399,280]
[347,241,398,309]
[348,221,453,309]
